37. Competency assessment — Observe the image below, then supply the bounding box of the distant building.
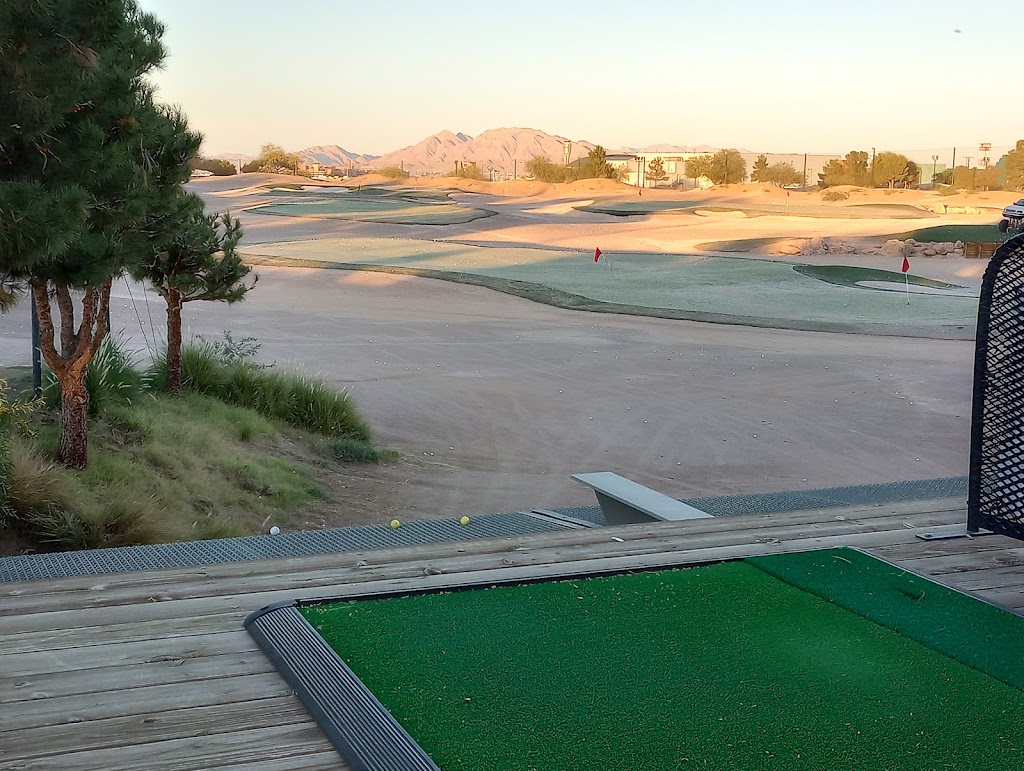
[607,151,842,189]
[299,161,341,180]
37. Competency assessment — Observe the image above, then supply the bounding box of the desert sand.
[0,174,1002,526]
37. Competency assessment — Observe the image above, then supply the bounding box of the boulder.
[932,204,947,214]
[808,236,824,252]
[880,239,905,257]
[966,206,982,215]
[935,243,948,255]
[924,248,937,257]
[776,243,802,255]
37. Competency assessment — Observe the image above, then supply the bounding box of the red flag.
[594,247,602,262]
[901,256,910,273]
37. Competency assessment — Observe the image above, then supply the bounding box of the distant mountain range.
[369,128,597,175]
[212,129,730,176]
[300,145,379,168]
[616,143,723,154]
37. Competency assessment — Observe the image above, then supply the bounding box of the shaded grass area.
[695,237,789,252]
[894,224,1014,244]
[749,548,1024,691]
[254,198,496,226]
[303,554,1024,770]
[580,201,933,219]
[793,264,965,291]
[8,393,326,548]
[575,200,701,216]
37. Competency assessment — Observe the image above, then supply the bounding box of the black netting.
[968,234,1024,538]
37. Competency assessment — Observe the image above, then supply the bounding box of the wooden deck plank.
[4,697,310,761]
[202,754,346,771]
[0,498,964,603]
[0,507,963,618]
[5,724,343,771]
[1,673,290,733]
[5,630,255,678]
[0,652,273,706]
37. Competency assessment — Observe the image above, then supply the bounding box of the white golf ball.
[269,526,281,535]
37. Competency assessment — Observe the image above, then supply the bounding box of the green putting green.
[244,237,979,335]
[896,224,1013,244]
[301,549,1024,770]
[793,264,966,292]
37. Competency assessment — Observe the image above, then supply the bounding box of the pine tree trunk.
[166,288,184,394]
[58,372,89,469]
[31,278,111,469]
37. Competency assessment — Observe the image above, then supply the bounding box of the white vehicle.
[998,199,1024,232]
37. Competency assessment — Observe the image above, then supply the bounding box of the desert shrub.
[378,166,409,179]
[199,330,271,369]
[223,366,371,440]
[821,190,849,202]
[456,163,487,181]
[157,340,371,441]
[43,333,146,416]
[330,439,399,464]
[148,341,227,394]
[2,438,163,549]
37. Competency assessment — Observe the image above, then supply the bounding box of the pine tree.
[646,157,668,186]
[1002,141,1024,191]
[134,192,255,393]
[751,155,769,183]
[0,1,183,467]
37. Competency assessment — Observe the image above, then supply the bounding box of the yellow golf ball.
[390,519,401,529]
[459,516,470,526]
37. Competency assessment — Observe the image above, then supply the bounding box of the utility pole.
[931,154,939,186]
[30,293,41,395]
[870,147,876,187]
[513,159,517,180]
[802,153,808,189]
[951,147,956,183]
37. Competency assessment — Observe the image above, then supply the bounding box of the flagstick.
[905,271,910,305]
[605,255,614,272]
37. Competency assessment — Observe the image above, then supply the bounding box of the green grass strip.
[894,224,1013,244]
[301,561,1024,770]
[793,264,965,291]
[748,548,1024,691]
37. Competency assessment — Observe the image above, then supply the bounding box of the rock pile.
[790,237,965,258]
[931,204,984,215]
[901,238,965,258]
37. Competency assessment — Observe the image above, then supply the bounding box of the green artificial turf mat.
[748,548,1024,691]
[300,560,1024,770]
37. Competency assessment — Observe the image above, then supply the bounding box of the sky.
[137,0,1023,159]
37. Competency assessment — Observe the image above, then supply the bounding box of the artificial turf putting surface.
[300,549,1024,770]
[793,264,966,292]
[896,224,1014,244]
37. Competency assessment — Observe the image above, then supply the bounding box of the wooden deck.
[3,497,1023,770]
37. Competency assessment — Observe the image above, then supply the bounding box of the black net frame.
[968,233,1024,537]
